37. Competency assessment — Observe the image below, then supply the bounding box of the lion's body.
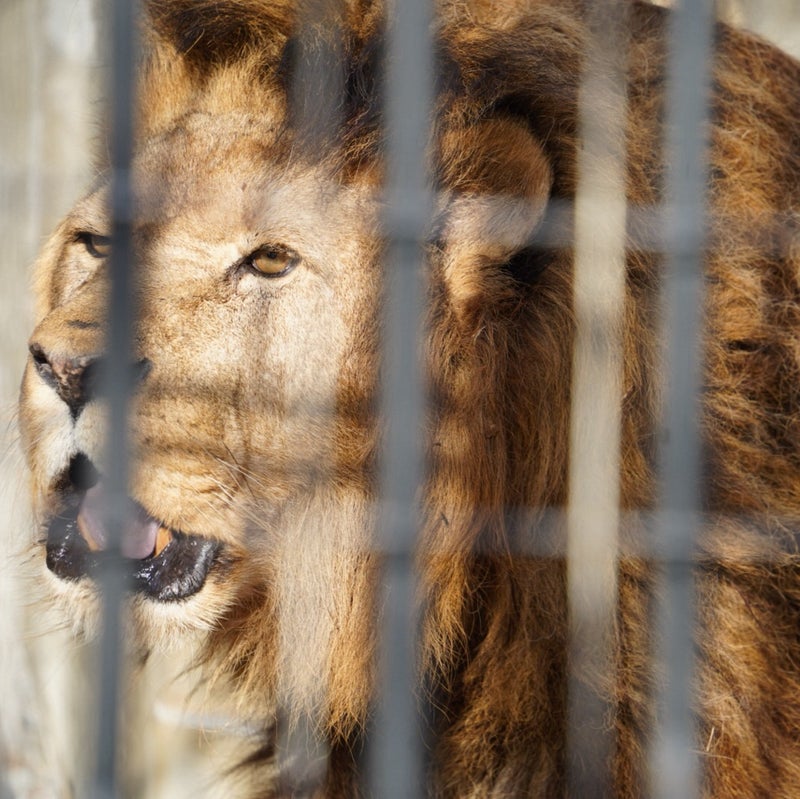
[18,1,800,796]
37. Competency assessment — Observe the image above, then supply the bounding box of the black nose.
[29,343,100,418]
[29,343,152,418]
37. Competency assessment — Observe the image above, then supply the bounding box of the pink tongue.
[78,483,159,559]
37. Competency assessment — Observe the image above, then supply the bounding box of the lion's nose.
[29,343,101,418]
[28,342,152,418]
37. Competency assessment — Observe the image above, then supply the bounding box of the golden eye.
[247,247,298,278]
[77,232,111,259]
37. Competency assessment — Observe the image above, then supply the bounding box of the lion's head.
[18,1,800,796]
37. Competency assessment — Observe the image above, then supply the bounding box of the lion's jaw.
[19,111,382,714]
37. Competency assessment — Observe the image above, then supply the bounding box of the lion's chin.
[42,562,237,648]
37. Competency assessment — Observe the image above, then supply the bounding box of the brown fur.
[18,1,800,796]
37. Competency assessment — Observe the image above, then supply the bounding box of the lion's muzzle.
[28,329,223,603]
[45,457,222,602]
[28,339,152,419]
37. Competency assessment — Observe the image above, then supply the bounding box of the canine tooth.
[76,512,102,552]
[154,525,173,557]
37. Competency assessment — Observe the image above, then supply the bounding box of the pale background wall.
[0,2,798,797]
[716,0,800,55]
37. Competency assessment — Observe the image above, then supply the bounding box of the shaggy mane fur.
[21,0,800,796]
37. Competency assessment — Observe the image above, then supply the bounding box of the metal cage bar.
[91,0,139,796]
[371,0,434,795]
[567,2,629,795]
[651,1,715,797]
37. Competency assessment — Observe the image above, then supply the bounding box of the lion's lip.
[45,463,222,602]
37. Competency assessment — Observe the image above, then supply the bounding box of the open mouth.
[45,454,222,602]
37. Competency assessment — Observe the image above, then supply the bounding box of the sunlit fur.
[18,1,800,796]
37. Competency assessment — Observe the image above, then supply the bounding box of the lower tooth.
[154,525,172,557]
[76,513,102,552]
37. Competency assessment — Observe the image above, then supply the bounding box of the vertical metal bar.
[651,2,714,798]
[371,0,433,796]
[567,3,629,796]
[92,0,139,796]
[289,0,344,152]
[275,2,344,783]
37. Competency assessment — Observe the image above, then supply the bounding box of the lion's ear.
[436,117,553,315]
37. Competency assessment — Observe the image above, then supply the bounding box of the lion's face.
[17,0,561,735]
[20,110,382,640]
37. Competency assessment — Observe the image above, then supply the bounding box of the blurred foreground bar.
[91,0,139,797]
[651,1,714,798]
[371,0,433,796]
[566,2,629,796]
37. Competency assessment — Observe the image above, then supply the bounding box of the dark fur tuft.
[146,0,297,70]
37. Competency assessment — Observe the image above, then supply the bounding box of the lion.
[17,0,800,796]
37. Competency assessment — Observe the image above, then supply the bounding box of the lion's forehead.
[73,112,380,263]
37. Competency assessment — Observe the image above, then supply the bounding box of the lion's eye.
[247,247,298,278]
[77,232,111,259]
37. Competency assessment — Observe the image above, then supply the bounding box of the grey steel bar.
[566,2,629,796]
[371,0,433,795]
[289,0,344,153]
[275,1,344,781]
[92,0,139,797]
[651,1,714,798]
